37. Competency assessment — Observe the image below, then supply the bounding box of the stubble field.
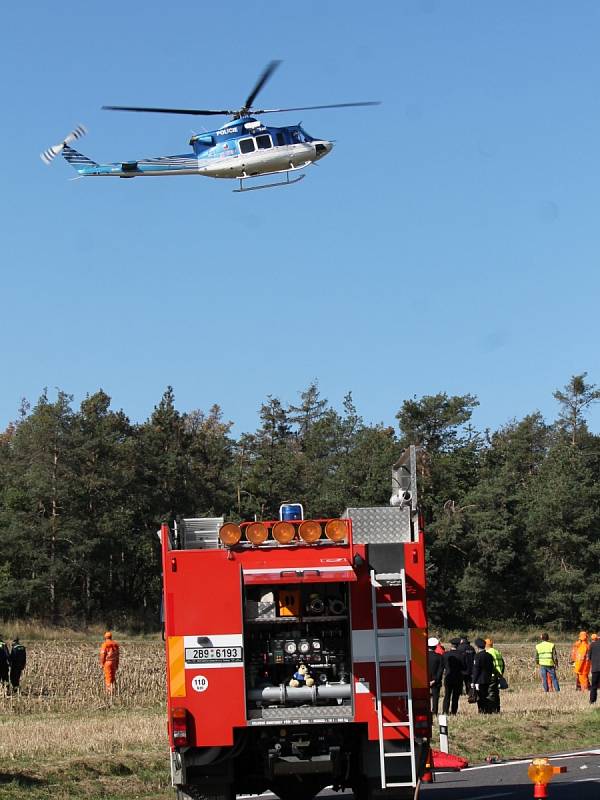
[0,636,599,799]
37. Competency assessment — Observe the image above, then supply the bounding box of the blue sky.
[1,1,599,435]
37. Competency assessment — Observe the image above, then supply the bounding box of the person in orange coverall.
[570,631,591,691]
[99,631,120,694]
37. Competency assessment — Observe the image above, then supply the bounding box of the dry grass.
[0,707,166,762]
[0,635,169,799]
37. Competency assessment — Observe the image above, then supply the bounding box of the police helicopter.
[41,61,379,192]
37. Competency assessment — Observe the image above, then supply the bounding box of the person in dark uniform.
[427,637,444,715]
[471,637,495,714]
[9,638,26,690]
[589,633,600,704]
[442,638,464,715]
[458,636,476,695]
[0,636,9,687]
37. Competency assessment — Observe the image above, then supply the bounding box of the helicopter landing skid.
[233,172,305,193]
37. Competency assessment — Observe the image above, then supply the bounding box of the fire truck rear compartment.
[243,582,352,721]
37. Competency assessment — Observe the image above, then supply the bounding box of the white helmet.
[428,637,439,648]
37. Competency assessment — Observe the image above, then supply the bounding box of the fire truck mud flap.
[171,748,227,784]
[172,748,235,800]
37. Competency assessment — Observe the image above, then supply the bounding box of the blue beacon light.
[279,503,304,521]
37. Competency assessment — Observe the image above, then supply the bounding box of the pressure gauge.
[298,640,311,654]
[312,639,321,651]
[284,640,297,655]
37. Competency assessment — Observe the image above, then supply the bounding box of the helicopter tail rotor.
[40,124,87,164]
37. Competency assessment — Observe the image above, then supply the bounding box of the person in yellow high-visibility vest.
[570,631,591,691]
[485,637,505,712]
[535,633,560,692]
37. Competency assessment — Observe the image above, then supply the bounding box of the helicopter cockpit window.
[291,130,302,143]
[239,138,256,155]
[255,134,272,150]
[276,132,285,146]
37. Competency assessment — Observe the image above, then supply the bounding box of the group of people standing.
[534,630,600,701]
[429,630,600,715]
[427,635,506,716]
[0,636,27,691]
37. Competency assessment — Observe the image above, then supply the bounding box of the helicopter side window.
[255,134,272,150]
[291,130,301,143]
[276,132,285,146]
[239,138,256,155]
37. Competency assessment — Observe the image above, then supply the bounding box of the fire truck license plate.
[185,646,243,663]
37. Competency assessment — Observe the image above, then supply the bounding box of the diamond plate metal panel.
[247,706,353,724]
[343,507,412,544]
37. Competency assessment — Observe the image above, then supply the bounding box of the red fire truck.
[160,446,431,800]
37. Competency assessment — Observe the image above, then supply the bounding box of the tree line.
[0,376,598,631]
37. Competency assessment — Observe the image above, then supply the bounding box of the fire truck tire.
[176,785,233,800]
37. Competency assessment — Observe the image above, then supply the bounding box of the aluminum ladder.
[370,567,417,790]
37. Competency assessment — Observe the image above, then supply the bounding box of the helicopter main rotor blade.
[102,105,235,116]
[242,60,282,113]
[252,101,381,114]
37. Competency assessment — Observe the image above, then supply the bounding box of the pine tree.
[396,393,482,625]
[236,397,301,519]
[449,414,550,624]
[1,390,76,621]
[553,373,600,445]
[288,382,328,440]
[525,442,600,628]
[69,390,136,624]
[137,387,195,521]
[186,404,235,515]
